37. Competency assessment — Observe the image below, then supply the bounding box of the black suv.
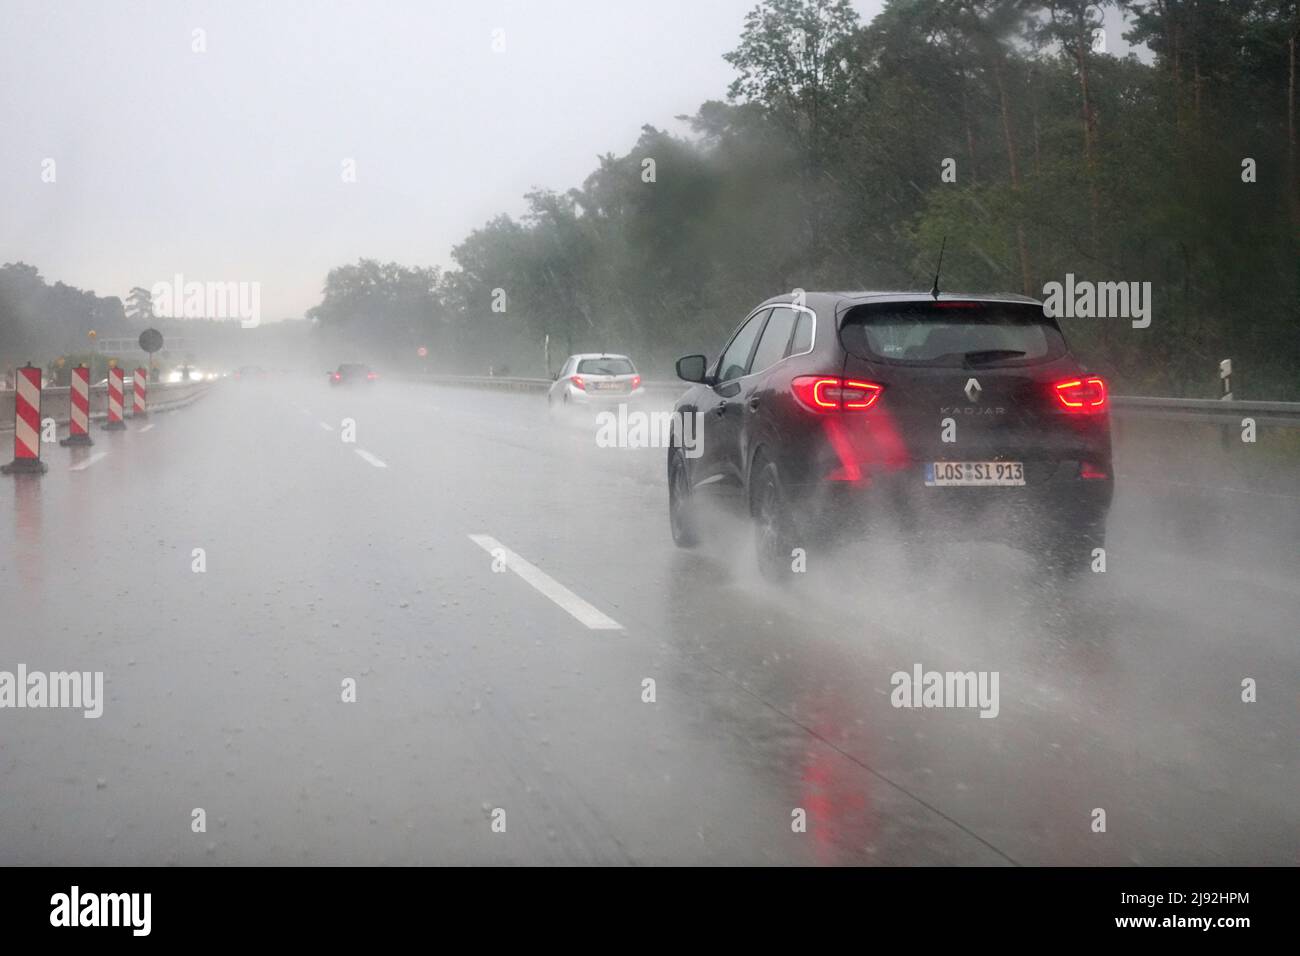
[668,292,1113,579]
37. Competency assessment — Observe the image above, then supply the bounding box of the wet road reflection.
[0,382,1295,864]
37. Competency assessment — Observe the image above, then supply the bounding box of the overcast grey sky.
[2,0,1139,320]
[0,0,873,319]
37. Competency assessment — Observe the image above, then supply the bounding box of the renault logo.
[964,377,982,403]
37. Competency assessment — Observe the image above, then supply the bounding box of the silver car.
[547,353,644,409]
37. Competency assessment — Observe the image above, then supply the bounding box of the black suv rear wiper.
[962,349,1026,367]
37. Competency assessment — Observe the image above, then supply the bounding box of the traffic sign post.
[139,328,163,384]
[1219,358,1234,450]
[139,328,163,354]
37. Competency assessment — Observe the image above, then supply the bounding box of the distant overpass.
[94,336,190,356]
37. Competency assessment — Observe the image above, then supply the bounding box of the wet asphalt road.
[1,377,1296,865]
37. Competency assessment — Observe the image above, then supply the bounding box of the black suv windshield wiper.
[962,349,1026,367]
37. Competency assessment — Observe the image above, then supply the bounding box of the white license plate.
[925,461,1025,486]
[593,382,621,390]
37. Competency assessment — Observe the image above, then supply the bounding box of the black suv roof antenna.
[930,236,947,300]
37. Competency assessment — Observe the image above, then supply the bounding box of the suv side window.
[717,309,770,383]
[749,306,798,375]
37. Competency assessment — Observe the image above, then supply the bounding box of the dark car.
[329,363,378,386]
[667,291,1113,580]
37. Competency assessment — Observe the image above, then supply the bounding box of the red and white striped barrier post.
[1,363,48,474]
[103,366,127,431]
[60,364,94,446]
[132,366,148,418]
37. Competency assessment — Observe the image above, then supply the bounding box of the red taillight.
[1054,376,1107,412]
[631,375,641,390]
[570,375,586,391]
[1080,461,1109,479]
[793,376,840,409]
[791,376,883,412]
[331,373,341,381]
[367,372,378,380]
[843,379,883,409]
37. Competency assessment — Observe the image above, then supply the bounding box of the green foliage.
[316,0,1290,391]
[0,262,128,369]
[306,259,445,367]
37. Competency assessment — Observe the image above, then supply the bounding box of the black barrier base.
[59,433,94,446]
[101,420,127,431]
[1,457,48,474]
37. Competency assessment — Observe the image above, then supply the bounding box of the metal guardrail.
[414,374,556,394]
[1106,395,1300,426]
[409,374,1300,426]
[0,380,214,431]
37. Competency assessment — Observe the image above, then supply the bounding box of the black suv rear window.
[841,301,1066,367]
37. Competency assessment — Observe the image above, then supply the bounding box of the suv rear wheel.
[751,457,798,583]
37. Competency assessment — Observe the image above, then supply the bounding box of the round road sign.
[139,328,164,353]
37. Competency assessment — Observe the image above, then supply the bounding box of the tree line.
[311,0,1300,397]
[0,263,130,370]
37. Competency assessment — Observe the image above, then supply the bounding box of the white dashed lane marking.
[468,534,623,631]
[69,452,109,471]
[354,449,387,468]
